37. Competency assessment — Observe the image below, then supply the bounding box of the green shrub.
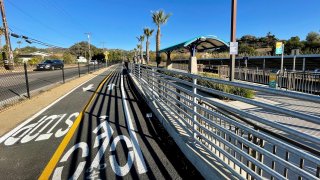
[161,71,255,99]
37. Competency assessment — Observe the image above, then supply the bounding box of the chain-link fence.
[0,62,107,110]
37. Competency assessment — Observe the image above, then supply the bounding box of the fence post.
[62,65,65,83]
[193,76,198,140]
[78,62,80,77]
[138,64,141,79]
[87,63,90,74]
[24,62,30,99]
[152,68,155,98]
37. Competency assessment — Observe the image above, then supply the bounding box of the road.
[0,64,202,179]
[0,64,104,107]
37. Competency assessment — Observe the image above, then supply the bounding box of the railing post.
[152,68,155,98]
[62,65,65,83]
[138,64,141,79]
[24,62,30,99]
[193,76,198,140]
[78,62,80,77]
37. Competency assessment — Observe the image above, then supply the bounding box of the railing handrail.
[130,63,320,179]
[140,64,320,103]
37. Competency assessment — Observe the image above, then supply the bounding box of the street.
[0,64,104,107]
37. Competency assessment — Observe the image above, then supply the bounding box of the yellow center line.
[38,67,117,180]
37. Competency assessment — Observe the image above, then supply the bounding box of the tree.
[62,52,76,64]
[68,41,102,60]
[152,9,171,67]
[305,32,320,52]
[143,27,154,64]
[136,44,141,63]
[133,48,138,63]
[306,32,320,42]
[92,53,105,63]
[136,35,145,64]
[265,32,277,47]
[239,44,256,55]
[28,56,42,65]
[284,36,304,54]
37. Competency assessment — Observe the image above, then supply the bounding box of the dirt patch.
[0,67,110,136]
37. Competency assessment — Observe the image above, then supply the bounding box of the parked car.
[36,60,64,70]
[89,60,98,65]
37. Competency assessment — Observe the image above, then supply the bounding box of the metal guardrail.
[129,63,320,180]
[172,63,320,95]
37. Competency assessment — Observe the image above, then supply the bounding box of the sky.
[4,0,320,51]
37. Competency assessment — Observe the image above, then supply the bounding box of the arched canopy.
[159,35,229,55]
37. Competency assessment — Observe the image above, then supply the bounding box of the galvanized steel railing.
[129,63,320,180]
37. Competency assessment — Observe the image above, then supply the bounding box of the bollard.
[78,62,80,77]
[24,63,30,99]
[62,66,65,83]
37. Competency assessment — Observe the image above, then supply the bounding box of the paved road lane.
[0,66,116,179]
[42,66,202,179]
[0,64,105,107]
[0,64,202,179]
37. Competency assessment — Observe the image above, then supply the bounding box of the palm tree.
[0,28,4,50]
[143,27,154,64]
[136,44,141,63]
[133,48,137,63]
[152,9,171,67]
[136,35,145,64]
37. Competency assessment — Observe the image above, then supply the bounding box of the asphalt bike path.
[40,66,198,179]
[0,64,203,179]
[0,66,117,179]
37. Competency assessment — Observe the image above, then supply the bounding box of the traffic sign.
[229,42,238,55]
[275,42,283,55]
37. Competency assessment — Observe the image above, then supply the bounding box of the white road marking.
[82,84,94,92]
[107,83,116,91]
[0,74,100,144]
[109,135,135,176]
[146,113,152,118]
[99,115,108,120]
[52,142,89,180]
[120,68,148,174]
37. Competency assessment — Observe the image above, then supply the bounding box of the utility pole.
[85,32,91,63]
[229,0,237,81]
[0,0,14,70]
[101,41,106,66]
[101,42,106,50]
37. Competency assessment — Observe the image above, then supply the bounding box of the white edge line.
[0,71,106,144]
[120,67,148,174]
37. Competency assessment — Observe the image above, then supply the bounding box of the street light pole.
[229,0,237,81]
[85,32,91,62]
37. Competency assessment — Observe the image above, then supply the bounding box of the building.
[18,51,51,62]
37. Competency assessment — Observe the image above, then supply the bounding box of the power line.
[6,0,78,41]
[9,25,65,47]
[35,0,86,31]
[44,0,87,30]
[9,30,64,49]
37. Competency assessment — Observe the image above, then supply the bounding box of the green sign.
[275,42,283,55]
[269,73,277,88]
